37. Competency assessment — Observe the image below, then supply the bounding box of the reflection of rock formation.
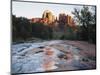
[42,47,58,71]
[42,10,55,24]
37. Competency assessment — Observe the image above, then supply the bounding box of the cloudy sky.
[12,1,94,19]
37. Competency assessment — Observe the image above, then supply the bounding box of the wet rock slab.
[11,40,96,73]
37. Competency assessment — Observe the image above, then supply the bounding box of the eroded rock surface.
[11,40,96,73]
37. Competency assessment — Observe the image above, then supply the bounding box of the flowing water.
[11,40,95,73]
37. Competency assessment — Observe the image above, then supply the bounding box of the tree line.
[12,15,53,42]
[12,6,96,44]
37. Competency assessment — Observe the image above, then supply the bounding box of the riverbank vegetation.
[12,6,96,44]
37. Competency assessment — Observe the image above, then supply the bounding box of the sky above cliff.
[12,1,95,19]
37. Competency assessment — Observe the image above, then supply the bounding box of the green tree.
[31,23,53,40]
[12,15,32,41]
[72,6,96,43]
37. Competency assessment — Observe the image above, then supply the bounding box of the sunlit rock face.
[58,13,77,32]
[42,10,55,24]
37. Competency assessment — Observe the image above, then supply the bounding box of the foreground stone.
[11,40,96,73]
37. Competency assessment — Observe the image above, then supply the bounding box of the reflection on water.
[12,41,96,73]
[40,46,82,71]
[42,47,58,71]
